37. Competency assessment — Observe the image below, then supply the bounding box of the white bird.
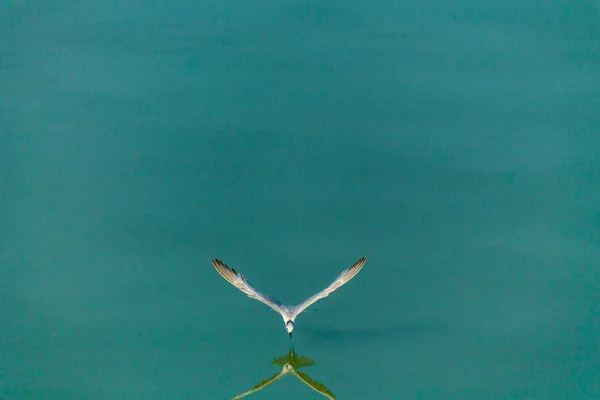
[212,257,367,338]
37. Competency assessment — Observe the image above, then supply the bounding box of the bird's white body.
[212,257,367,337]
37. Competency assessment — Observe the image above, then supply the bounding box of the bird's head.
[285,320,295,338]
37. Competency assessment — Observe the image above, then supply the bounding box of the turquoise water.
[2,1,599,399]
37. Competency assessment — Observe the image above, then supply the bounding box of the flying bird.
[212,257,366,338]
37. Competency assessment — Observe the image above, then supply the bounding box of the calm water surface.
[1,1,599,399]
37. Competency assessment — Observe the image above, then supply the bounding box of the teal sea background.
[1,1,599,399]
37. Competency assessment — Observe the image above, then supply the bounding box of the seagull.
[212,257,367,338]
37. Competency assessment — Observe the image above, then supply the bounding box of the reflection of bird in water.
[231,348,335,400]
[212,257,366,338]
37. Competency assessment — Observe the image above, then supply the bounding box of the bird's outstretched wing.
[294,371,336,400]
[212,259,285,314]
[231,371,285,400]
[292,257,366,317]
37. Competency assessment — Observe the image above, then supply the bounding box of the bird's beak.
[289,332,292,339]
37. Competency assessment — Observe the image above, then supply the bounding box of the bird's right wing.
[212,259,285,314]
[293,257,366,317]
[231,371,285,400]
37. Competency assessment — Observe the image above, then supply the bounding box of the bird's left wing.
[212,259,285,314]
[292,257,366,317]
[294,371,336,400]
